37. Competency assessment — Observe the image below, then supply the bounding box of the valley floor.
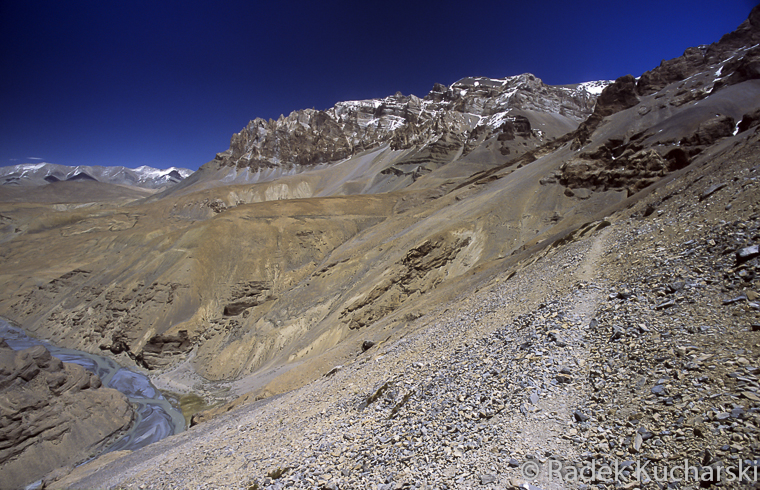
[51,142,760,489]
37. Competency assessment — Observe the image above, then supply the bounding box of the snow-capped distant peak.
[134,165,192,178]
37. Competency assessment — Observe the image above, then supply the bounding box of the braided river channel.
[1,318,185,452]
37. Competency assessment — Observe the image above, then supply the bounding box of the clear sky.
[1,1,756,171]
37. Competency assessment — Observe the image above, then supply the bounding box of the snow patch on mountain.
[133,166,194,179]
[577,80,613,95]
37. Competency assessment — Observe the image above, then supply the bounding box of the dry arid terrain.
[1,6,760,490]
[49,127,760,490]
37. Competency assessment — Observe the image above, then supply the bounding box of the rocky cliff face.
[0,341,134,490]
[559,6,760,196]
[213,74,605,172]
[637,6,760,96]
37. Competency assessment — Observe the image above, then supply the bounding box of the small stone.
[736,245,760,264]
[699,183,726,201]
[638,428,654,440]
[509,478,526,489]
[631,433,643,453]
[655,300,676,309]
[574,410,589,422]
[555,374,572,384]
[723,295,748,305]
[742,391,760,402]
[361,340,376,352]
[703,449,714,466]
[480,474,497,484]
[610,325,626,340]
[651,385,667,396]
[324,365,342,377]
[529,393,539,404]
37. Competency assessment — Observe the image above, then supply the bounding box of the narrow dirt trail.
[572,225,612,321]
[577,226,611,283]
[500,226,613,490]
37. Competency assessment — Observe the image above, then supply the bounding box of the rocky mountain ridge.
[213,74,608,173]
[2,5,759,387]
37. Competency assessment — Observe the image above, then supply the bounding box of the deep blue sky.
[1,1,756,171]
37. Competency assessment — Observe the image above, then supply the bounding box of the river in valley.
[0,318,185,453]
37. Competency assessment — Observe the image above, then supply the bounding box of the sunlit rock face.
[562,6,760,195]
[214,74,605,172]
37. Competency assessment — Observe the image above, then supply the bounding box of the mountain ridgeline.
[217,75,602,170]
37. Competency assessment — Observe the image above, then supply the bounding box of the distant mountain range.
[0,163,193,189]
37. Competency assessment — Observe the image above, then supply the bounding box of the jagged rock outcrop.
[214,74,604,171]
[0,341,134,490]
[637,5,760,95]
[340,231,474,330]
[558,4,760,194]
[572,74,640,148]
[560,147,669,196]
